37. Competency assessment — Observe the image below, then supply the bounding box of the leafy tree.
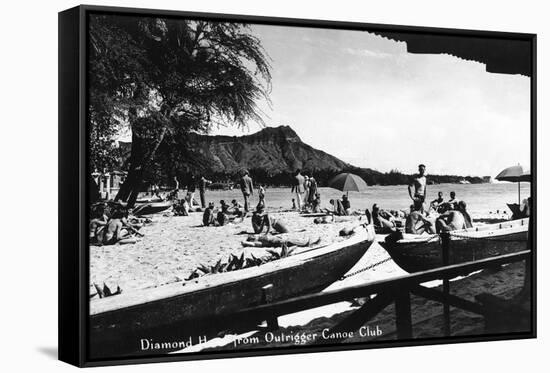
[88,15,271,206]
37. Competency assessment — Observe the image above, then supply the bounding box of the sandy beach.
[90,203,528,354]
[90,209,378,295]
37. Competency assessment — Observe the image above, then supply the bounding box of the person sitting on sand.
[217,207,230,226]
[202,203,216,226]
[251,205,289,234]
[89,205,108,244]
[448,191,458,209]
[342,194,351,215]
[406,200,435,234]
[291,198,297,210]
[229,199,244,217]
[430,191,444,210]
[311,192,322,213]
[328,198,348,216]
[98,207,136,245]
[372,204,397,233]
[173,198,190,216]
[517,197,531,219]
[435,201,472,233]
[242,235,319,248]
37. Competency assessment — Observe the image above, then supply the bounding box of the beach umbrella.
[495,164,531,204]
[328,173,368,195]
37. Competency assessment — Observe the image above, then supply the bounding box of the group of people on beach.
[91,162,490,248]
[89,203,145,246]
[291,169,319,212]
[369,164,473,235]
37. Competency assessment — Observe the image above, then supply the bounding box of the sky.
[210,24,531,177]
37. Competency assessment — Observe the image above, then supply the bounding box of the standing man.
[291,169,305,211]
[408,164,427,210]
[239,170,254,212]
[199,175,212,209]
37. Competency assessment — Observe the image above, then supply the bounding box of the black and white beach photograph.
[3,0,550,371]
[84,10,535,361]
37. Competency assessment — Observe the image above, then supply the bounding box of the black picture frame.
[59,4,537,367]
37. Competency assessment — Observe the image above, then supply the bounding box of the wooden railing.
[224,249,531,340]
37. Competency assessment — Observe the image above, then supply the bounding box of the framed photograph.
[58,5,536,367]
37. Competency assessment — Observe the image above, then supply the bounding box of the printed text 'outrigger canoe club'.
[140,325,383,351]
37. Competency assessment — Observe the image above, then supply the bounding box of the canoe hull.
[89,226,375,358]
[379,219,529,273]
[133,202,172,215]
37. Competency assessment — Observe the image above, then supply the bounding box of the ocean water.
[195,182,532,217]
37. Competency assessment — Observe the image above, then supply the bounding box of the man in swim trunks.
[202,203,216,226]
[436,201,472,232]
[251,206,289,234]
[408,164,427,209]
[448,191,458,210]
[239,170,254,212]
[430,191,444,210]
[89,204,108,244]
[100,208,133,245]
[291,169,305,211]
[405,200,435,234]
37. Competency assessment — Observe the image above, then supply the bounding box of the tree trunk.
[115,125,168,207]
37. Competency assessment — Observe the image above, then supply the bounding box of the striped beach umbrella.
[328,173,368,195]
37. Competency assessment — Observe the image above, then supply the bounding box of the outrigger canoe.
[132,201,173,216]
[89,224,376,358]
[379,218,529,273]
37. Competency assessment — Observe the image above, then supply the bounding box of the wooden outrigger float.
[89,225,376,358]
[379,218,529,273]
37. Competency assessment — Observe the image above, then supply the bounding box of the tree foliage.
[88,14,272,205]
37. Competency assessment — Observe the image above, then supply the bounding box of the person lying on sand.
[436,201,473,233]
[405,200,436,234]
[251,205,289,234]
[242,235,320,248]
[313,214,359,224]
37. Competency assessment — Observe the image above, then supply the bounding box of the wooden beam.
[411,285,488,316]
[395,291,412,339]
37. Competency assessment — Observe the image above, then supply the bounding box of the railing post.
[395,290,412,339]
[441,232,451,336]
